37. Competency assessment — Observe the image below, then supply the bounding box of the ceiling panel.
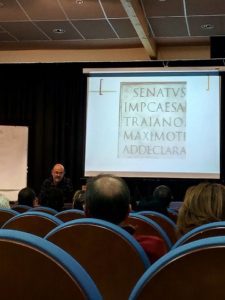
[71,19,117,39]
[188,16,225,36]
[101,0,127,18]
[109,19,138,38]
[34,21,83,40]
[0,1,27,21]
[0,0,223,57]
[0,22,49,41]
[142,0,185,17]
[59,0,105,19]
[17,0,66,20]
[186,0,225,15]
[148,17,188,37]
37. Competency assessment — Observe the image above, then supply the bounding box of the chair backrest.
[29,206,58,215]
[11,204,32,213]
[55,209,85,222]
[2,211,63,237]
[0,208,19,227]
[129,236,225,300]
[173,221,225,248]
[125,213,172,250]
[45,218,150,300]
[167,207,178,223]
[0,229,102,300]
[137,210,178,244]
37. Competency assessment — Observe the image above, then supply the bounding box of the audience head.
[18,187,36,207]
[85,174,130,224]
[0,194,10,209]
[152,185,173,207]
[41,187,64,211]
[72,189,85,210]
[51,163,65,185]
[177,182,225,236]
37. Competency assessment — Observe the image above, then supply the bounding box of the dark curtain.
[0,63,86,195]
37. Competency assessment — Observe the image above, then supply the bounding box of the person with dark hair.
[18,187,37,207]
[84,174,167,263]
[136,185,173,216]
[39,163,74,205]
[41,187,64,211]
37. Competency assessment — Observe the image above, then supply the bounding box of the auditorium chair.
[137,210,178,244]
[0,208,19,227]
[173,221,225,248]
[30,205,58,215]
[55,209,85,222]
[0,229,102,299]
[125,213,172,250]
[11,204,32,213]
[45,218,150,300]
[129,236,225,300]
[2,211,62,237]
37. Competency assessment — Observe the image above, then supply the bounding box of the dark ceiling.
[0,0,224,58]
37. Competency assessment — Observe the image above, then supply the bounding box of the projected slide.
[84,70,220,179]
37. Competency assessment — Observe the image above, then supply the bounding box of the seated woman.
[177,182,225,237]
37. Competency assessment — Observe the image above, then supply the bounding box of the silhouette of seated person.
[18,187,37,207]
[136,185,173,216]
[41,187,64,212]
[177,182,225,237]
[84,174,167,263]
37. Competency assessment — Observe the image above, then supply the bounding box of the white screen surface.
[84,69,221,179]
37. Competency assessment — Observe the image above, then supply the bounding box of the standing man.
[39,163,74,205]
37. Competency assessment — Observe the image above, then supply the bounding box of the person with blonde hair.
[177,182,225,236]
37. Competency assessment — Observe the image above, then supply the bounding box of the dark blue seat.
[45,218,150,300]
[129,236,225,300]
[0,229,102,299]
[55,209,85,222]
[137,210,178,244]
[30,205,58,215]
[173,221,225,248]
[126,213,172,250]
[0,208,19,227]
[2,211,62,237]
[11,204,32,213]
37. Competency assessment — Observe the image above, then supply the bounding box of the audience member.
[17,187,37,207]
[84,174,167,263]
[177,182,225,236]
[39,163,74,205]
[72,189,85,210]
[41,187,64,211]
[136,185,173,216]
[0,194,10,209]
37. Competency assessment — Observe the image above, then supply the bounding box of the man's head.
[18,187,36,207]
[51,164,65,185]
[85,174,130,224]
[153,185,173,207]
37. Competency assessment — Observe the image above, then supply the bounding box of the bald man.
[84,174,167,263]
[39,163,74,207]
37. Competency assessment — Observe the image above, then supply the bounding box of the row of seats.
[0,206,225,299]
[10,205,179,244]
